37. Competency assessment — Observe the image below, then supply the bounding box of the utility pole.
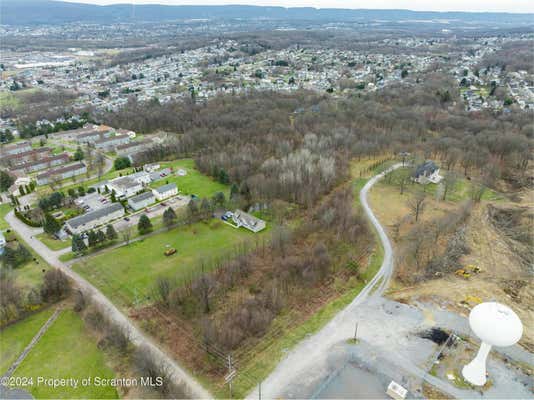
[258,381,262,400]
[354,321,358,341]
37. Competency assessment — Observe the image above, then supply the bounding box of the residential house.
[412,161,443,184]
[115,139,152,156]
[152,183,177,201]
[94,134,130,151]
[36,162,87,185]
[13,153,70,173]
[107,176,143,199]
[129,171,152,185]
[128,191,156,211]
[65,203,124,234]
[232,209,266,233]
[1,147,52,167]
[76,129,109,144]
[0,141,32,156]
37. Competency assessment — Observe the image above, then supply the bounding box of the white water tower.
[462,302,523,386]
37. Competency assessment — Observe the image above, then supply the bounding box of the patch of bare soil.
[388,203,534,352]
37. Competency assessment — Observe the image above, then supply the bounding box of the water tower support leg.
[462,341,491,386]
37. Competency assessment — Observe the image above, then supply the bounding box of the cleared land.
[0,307,55,374]
[12,310,118,399]
[73,219,262,308]
[151,159,228,198]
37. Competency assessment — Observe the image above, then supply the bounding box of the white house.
[130,171,152,185]
[107,176,142,199]
[232,209,266,233]
[128,191,155,211]
[152,183,177,201]
[412,161,443,184]
[65,203,124,234]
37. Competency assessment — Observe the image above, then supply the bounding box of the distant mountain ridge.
[1,0,533,26]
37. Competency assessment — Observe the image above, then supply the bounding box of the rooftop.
[66,203,123,230]
[153,182,177,193]
[37,162,86,179]
[129,191,155,203]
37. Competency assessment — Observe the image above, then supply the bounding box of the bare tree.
[121,225,132,245]
[408,191,426,222]
[442,171,457,201]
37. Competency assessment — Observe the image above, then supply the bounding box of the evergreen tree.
[163,207,177,228]
[106,224,118,241]
[73,146,84,161]
[138,214,152,235]
[96,229,106,244]
[87,230,98,247]
[71,234,87,253]
[43,213,61,235]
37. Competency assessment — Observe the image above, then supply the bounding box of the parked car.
[124,217,130,222]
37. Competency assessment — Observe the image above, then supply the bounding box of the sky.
[62,0,534,14]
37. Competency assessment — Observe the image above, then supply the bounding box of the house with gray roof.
[232,209,266,233]
[152,182,177,201]
[412,160,443,184]
[65,203,124,234]
[128,191,155,211]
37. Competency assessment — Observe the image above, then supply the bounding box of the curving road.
[5,210,211,399]
[247,163,404,399]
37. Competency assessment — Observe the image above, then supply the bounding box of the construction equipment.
[455,269,471,279]
[466,264,482,274]
[164,248,177,256]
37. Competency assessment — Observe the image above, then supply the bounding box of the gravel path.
[6,210,211,399]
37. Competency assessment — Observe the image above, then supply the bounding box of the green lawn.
[0,203,12,230]
[383,168,503,202]
[12,310,118,399]
[73,219,265,308]
[152,159,228,198]
[2,233,51,289]
[0,308,55,374]
[36,233,71,251]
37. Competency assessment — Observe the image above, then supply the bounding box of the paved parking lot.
[75,192,110,212]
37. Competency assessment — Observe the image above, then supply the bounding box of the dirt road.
[247,163,404,399]
[6,210,211,399]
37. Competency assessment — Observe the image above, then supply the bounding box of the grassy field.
[36,232,71,251]
[383,168,503,202]
[0,203,12,230]
[0,307,55,374]
[73,219,264,308]
[2,233,51,289]
[12,310,118,399]
[151,159,228,198]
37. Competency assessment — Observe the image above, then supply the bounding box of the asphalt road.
[247,163,404,399]
[5,210,211,399]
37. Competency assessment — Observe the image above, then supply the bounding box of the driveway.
[5,210,211,399]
